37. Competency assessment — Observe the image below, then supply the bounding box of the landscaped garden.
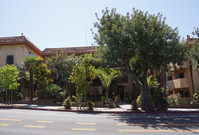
[0,8,199,112]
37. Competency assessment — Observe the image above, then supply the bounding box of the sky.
[0,0,199,51]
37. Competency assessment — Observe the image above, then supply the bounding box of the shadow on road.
[108,113,199,133]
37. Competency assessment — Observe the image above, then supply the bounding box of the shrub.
[114,96,120,107]
[87,100,94,110]
[193,90,199,104]
[37,83,65,103]
[136,95,141,107]
[131,100,138,111]
[101,96,106,105]
[167,96,176,106]
[63,97,72,109]
[108,99,115,108]
[150,87,168,111]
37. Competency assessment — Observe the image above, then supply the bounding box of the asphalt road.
[0,109,199,135]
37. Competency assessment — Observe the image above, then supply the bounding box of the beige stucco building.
[166,37,199,97]
[0,35,42,68]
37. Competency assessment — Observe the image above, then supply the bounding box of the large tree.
[94,8,186,111]
[45,52,80,88]
[24,57,37,101]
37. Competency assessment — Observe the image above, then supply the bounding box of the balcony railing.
[166,78,190,90]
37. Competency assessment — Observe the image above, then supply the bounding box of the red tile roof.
[0,36,42,57]
[41,46,98,56]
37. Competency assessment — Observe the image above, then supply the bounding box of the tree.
[190,28,199,63]
[94,8,186,111]
[69,54,97,109]
[97,68,121,101]
[34,57,53,90]
[24,57,37,101]
[0,65,20,104]
[45,52,80,88]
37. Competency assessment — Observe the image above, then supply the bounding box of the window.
[6,55,14,65]
[178,89,190,97]
[168,91,173,96]
[168,75,172,81]
[176,72,184,79]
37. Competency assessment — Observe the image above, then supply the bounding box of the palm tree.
[24,57,37,102]
[97,68,121,101]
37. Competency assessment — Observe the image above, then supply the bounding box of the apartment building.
[166,37,199,97]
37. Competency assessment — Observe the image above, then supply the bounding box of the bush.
[136,95,141,107]
[114,96,120,107]
[168,93,191,106]
[150,87,168,111]
[37,83,65,103]
[63,97,72,109]
[87,100,94,110]
[108,99,115,108]
[167,97,176,106]
[101,96,106,105]
[193,90,199,104]
[131,100,138,111]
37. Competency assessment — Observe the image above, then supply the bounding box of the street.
[0,109,199,135]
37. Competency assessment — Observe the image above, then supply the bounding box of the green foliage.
[34,57,53,89]
[101,96,106,105]
[87,100,94,110]
[190,39,199,64]
[24,57,53,101]
[24,57,37,101]
[94,8,186,111]
[37,83,64,102]
[147,76,168,111]
[94,8,186,72]
[24,57,37,71]
[97,67,121,101]
[150,87,168,111]
[108,99,115,108]
[114,96,120,107]
[0,65,20,103]
[45,53,80,87]
[136,95,142,107]
[69,54,97,109]
[167,94,190,106]
[63,96,72,109]
[193,90,199,104]
[0,65,20,91]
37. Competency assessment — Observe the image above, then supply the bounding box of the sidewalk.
[0,102,199,113]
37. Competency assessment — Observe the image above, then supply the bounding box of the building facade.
[0,35,42,68]
[166,37,199,98]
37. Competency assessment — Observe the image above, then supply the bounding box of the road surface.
[0,108,199,135]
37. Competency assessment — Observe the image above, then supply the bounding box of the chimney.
[21,33,23,36]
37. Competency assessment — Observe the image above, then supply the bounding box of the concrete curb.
[1,105,199,114]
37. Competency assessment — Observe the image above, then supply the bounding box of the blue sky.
[1,0,199,50]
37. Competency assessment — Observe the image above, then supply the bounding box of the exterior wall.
[166,61,199,97]
[0,44,39,68]
[192,62,199,94]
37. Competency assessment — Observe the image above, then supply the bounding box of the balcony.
[166,78,190,90]
[170,61,189,71]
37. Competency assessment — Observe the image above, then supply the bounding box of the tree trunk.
[189,61,195,95]
[162,67,166,88]
[105,89,109,102]
[141,72,153,111]
[29,70,34,102]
